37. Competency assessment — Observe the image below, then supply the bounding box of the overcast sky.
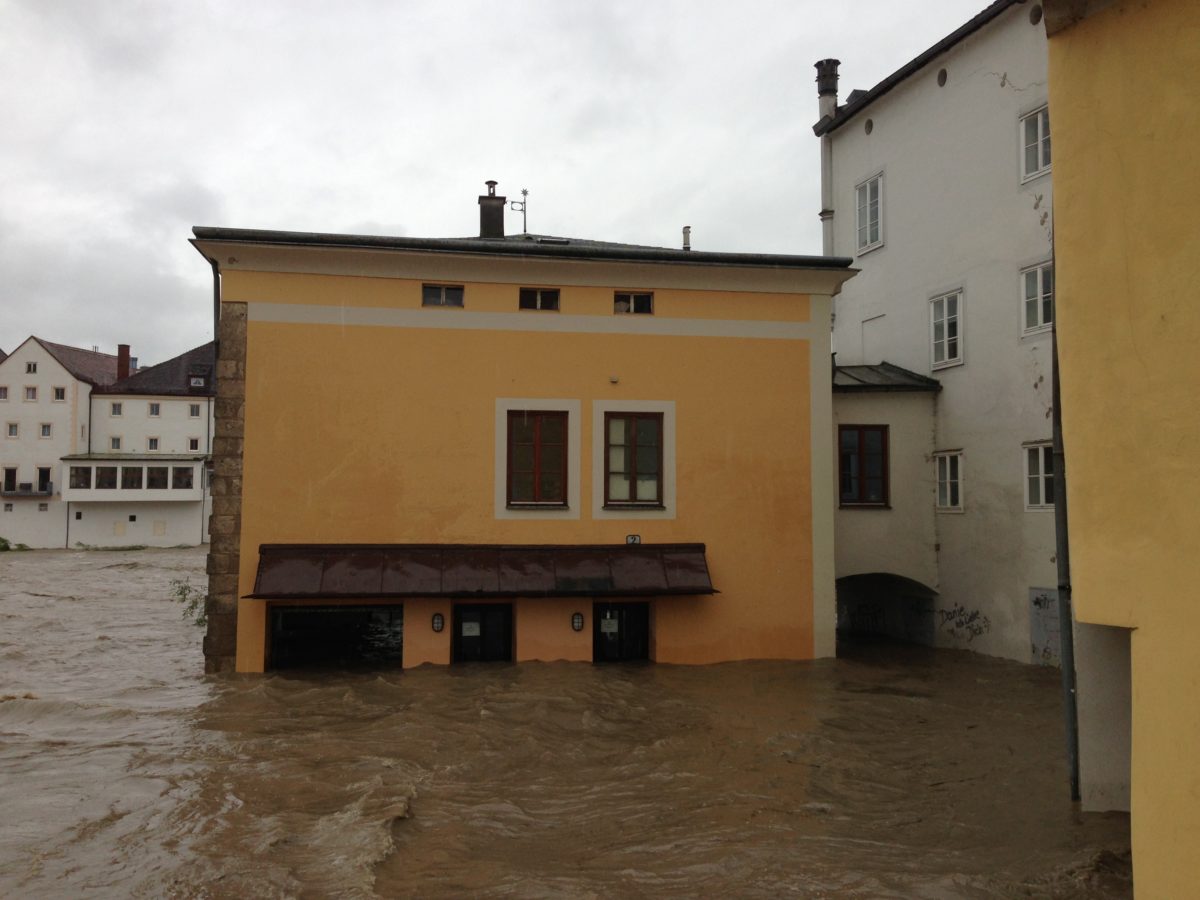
[2,0,985,366]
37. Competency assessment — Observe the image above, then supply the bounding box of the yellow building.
[1045,0,1200,893]
[191,184,854,673]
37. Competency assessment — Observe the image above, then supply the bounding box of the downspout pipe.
[1052,318,1080,802]
[209,257,221,359]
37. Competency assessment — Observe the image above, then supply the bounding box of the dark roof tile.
[97,342,215,396]
[34,338,120,386]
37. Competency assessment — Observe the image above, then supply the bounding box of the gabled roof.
[813,0,1021,137]
[32,338,120,386]
[96,342,215,397]
[834,362,941,393]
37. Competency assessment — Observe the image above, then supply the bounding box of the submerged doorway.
[268,605,403,669]
[593,601,650,662]
[452,603,513,662]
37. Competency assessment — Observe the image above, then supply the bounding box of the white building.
[0,337,214,548]
[815,0,1059,663]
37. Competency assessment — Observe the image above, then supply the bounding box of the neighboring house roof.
[192,226,854,270]
[96,341,215,397]
[33,337,120,386]
[813,0,1021,136]
[833,362,942,392]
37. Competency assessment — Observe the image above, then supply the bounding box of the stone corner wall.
[204,302,247,674]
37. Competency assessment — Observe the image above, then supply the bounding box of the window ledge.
[839,503,891,510]
[1021,167,1051,185]
[936,507,965,515]
[931,359,964,372]
[603,504,666,511]
[506,503,569,510]
[1025,504,1055,512]
[855,241,884,258]
[1021,325,1053,338]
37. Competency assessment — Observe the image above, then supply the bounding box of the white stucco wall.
[90,394,214,456]
[824,5,1057,661]
[66,499,210,548]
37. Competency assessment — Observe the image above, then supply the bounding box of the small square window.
[39,423,51,439]
[26,362,37,374]
[110,436,122,451]
[422,284,465,307]
[3,502,11,512]
[855,173,883,252]
[1022,262,1054,333]
[147,437,160,452]
[1025,443,1055,509]
[189,403,201,418]
[24,386,37,401]
[935,452,963,510]
[53,387,66,401]
[128,514,137,523]
[188,437,200,452]
[0,387,7,401]
[6,423,17,438]
[148,402,161,417]
[111,402,122,417]
[931,290,964,369]
[839,425,889,506]
[614,292,653,315]
[519,288,560,311]
[1021,106,1051,180]
[38,502,48,512]
[74,510,81,519]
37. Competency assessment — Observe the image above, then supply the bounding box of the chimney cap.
[485,180,498,196]
[815,58,841,96]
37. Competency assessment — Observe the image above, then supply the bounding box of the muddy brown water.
[0,548,1130,898]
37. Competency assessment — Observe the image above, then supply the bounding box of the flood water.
[1,548,1130,898]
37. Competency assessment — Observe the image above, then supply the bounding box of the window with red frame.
[507,411,567,506]
[605,412,663,506]
[839,425,889,506]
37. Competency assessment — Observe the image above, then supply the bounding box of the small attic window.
[190,376,206,388]
[536,237,569,245]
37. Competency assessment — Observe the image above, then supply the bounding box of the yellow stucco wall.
[221,266,832,673]
[1048,0,1200,892]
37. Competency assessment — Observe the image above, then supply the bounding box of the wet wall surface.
[0,548,1131,898]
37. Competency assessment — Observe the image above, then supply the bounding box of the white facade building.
[0,337,214,548]
[816,0,1059,663]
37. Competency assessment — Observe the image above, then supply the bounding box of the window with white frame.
[855,174,883,252]
[1025,443,1055,509]
[1021,106,1051,180]
[147,437,160,452]
[110,436,122,451]
[110,402,122,417]
[39,423,51,439]
[931,290,963,368]
[189,403,201,418]
[1022,262,1054,333]
[24,386,37,401]
[149,402,161,417]
[26,362,37,374]
[53,387,66,401]
[935,452,963,510]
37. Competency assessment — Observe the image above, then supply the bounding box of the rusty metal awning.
[245,543,716,600]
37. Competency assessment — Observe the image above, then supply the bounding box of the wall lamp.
[571,612,585,632]
[432,612,445,633]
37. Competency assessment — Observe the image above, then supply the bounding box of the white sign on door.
[462,621,481,637]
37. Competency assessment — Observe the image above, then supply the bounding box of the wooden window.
[839,425,889,506]
[422,284,464,307]
[519,288,560,311]
[507,411,567,506]
[614,292,653,315]
[604,412,664,506]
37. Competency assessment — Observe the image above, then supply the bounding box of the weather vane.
[510,188,529,234]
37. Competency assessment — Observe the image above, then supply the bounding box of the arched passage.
[836,573,938,647]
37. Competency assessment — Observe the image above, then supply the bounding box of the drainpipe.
[209,258,221,359]
[1052,315,1080,802]
[65,501,71,549]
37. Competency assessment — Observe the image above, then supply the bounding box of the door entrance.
[452,604,513,662]
[593,601,650,662]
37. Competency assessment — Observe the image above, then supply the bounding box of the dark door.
[453,604,513,662]
[593,601,650,662]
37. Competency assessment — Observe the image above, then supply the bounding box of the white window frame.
[39,423,52,439]
[1021,261,1054,334]
[110,436,123,451]
[188,437,200,452]
[110,402,123,417]
[855,173,884,254]
[935,451,963,511]
[189,403,201,418]
[148,402,161,417]
[52,386,66,402]
[147,436,160,452]
[1024,442,1055,510]
[930,289,964,370]
[24,386,37,402]
[1020,106,1051,181]
[26,362,37,374]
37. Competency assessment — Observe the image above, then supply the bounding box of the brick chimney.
[478,180,506,239]
[117,344,131,381]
